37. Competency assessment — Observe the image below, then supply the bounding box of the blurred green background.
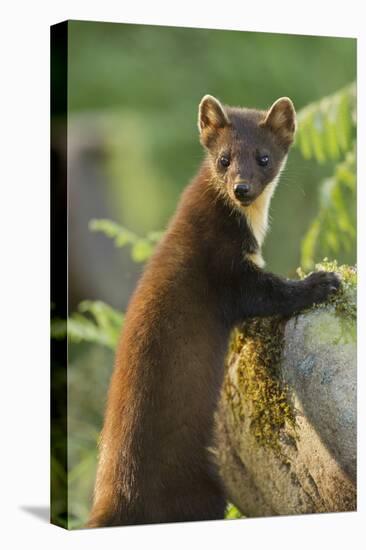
[67,21,356,277]
[51,20,356,528]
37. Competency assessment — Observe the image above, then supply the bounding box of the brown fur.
[88,96,339,528]
[88,166,231,526]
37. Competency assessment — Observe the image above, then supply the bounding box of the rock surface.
[215,269,356,517]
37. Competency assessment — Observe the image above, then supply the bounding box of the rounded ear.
[198,95,229,147]
[260,97,296,149]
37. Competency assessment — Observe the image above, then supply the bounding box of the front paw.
[304,271,341,305]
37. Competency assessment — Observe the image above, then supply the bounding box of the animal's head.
[198,95,296,207]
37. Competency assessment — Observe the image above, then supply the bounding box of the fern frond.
[89,219,163,262]
[296,82,356,163]
[51,300,124,349]
[301,146,356,269]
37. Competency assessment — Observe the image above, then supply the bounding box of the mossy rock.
[215,261,356,517]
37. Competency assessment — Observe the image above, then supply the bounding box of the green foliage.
[52,300,124,350]
[51,222,163,351]
[50,223,161,350]
[66,344,115,529]
[89,219,163,263]
[296,82,356,163]
[301,149,356,269]
[225,503,244,519]
[296,83,356,269]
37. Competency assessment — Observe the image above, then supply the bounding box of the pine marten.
[87,95,340,528]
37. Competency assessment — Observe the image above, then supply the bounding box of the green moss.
[297,259,357,321]
[225,317,297,454]
[224,261,356,454]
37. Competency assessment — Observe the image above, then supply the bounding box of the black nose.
[234,183,250,200]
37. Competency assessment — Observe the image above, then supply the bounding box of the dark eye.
[257,154,269,167]
[219,155,230,168]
